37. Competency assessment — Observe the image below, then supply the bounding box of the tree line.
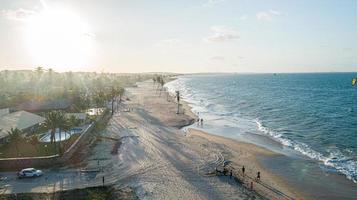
[0,67,151,111]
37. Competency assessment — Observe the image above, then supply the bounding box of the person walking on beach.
[242,166,245,177]
[196,118,200,126]
[200,118,203,127]
[102,176,105,186]
[257,171,261,181]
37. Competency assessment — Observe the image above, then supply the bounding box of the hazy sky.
[0,0,356,73]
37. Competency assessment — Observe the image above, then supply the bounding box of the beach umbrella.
[352,78,357,86]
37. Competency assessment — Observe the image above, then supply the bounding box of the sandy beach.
[80,79,305,199]
[0,79,305,199]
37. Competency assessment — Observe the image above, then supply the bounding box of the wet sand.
[186,129,304,199]
[99,79,306,199]
[0,79,308,199]
[258,154,357,200]
[171,77,357,200]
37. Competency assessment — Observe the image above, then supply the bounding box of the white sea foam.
[256,118,357,183]
[166,76,357,183]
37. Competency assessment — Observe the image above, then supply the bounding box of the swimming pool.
[40,128,83,142]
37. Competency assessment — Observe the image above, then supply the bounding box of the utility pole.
[176,91,180,114]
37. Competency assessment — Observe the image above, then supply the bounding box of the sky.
[0,0,356,73]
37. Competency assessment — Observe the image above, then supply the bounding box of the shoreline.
[0,78,306,199]
[172,79,306,199]
[185,127,305,200]
[166,76,357,200]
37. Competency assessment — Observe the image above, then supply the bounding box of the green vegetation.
[0,133,80,158]
[42,110,70,154]
[0,185,135,200]
[0,70,170,159]
[0,69,153,110]
[91,110,111,136]
[7,128,22,156]
[152,74,167,96]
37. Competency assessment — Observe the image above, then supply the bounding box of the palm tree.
[56,112,67,154]
[68,115,81,127]
[93,90,106,112]
[155,76,162,93]
[118,87,125,102]
[114,87,125,112]
[35,66,44,76]
[117,87,125,111]
[43,111,60,144]
[47,68,54,75]
[34,66,44,98]
[7,128,22,156]
[176,91,180,114]
[64,115,80,143]
[43,111,67,153]
[159,77,165,96]
[152,76,157,88]
[30,135,39,153]
[108,87,120,115]
[61,117,72,151]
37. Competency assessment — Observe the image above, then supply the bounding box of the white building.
[0,110,45,142]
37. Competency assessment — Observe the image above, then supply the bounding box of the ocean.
[165,73,357,186]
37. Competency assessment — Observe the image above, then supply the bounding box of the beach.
[164,74,357,200]
[85,79,305,199]
[2,76,355,199]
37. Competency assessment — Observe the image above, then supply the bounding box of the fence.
[224,164,295,200]
[0,121,97,170]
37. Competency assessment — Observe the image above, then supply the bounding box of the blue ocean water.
[166,73,357,183]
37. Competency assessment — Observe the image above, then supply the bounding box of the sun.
[25,7,93,71]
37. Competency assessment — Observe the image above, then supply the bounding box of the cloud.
[256,10,281,21]
[1,8,36,21]
[203,26,239,42]
[203,0,225,7]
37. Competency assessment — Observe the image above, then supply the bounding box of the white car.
[18,168,43,178]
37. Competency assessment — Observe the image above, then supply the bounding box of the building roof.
[0,111,45,139]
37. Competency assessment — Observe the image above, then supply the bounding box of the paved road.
[0,169,102,194]
[0,81,259,200]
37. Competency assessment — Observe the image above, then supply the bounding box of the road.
[0,81,260,200]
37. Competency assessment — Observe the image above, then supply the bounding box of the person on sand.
[196,118,200,126]
[200,118,203,127]
[257,171,261,181]
[242,166,245,176]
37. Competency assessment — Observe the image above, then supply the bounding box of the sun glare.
[25,7,93,71]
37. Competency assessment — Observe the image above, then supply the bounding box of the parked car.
[18,168,43,178]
